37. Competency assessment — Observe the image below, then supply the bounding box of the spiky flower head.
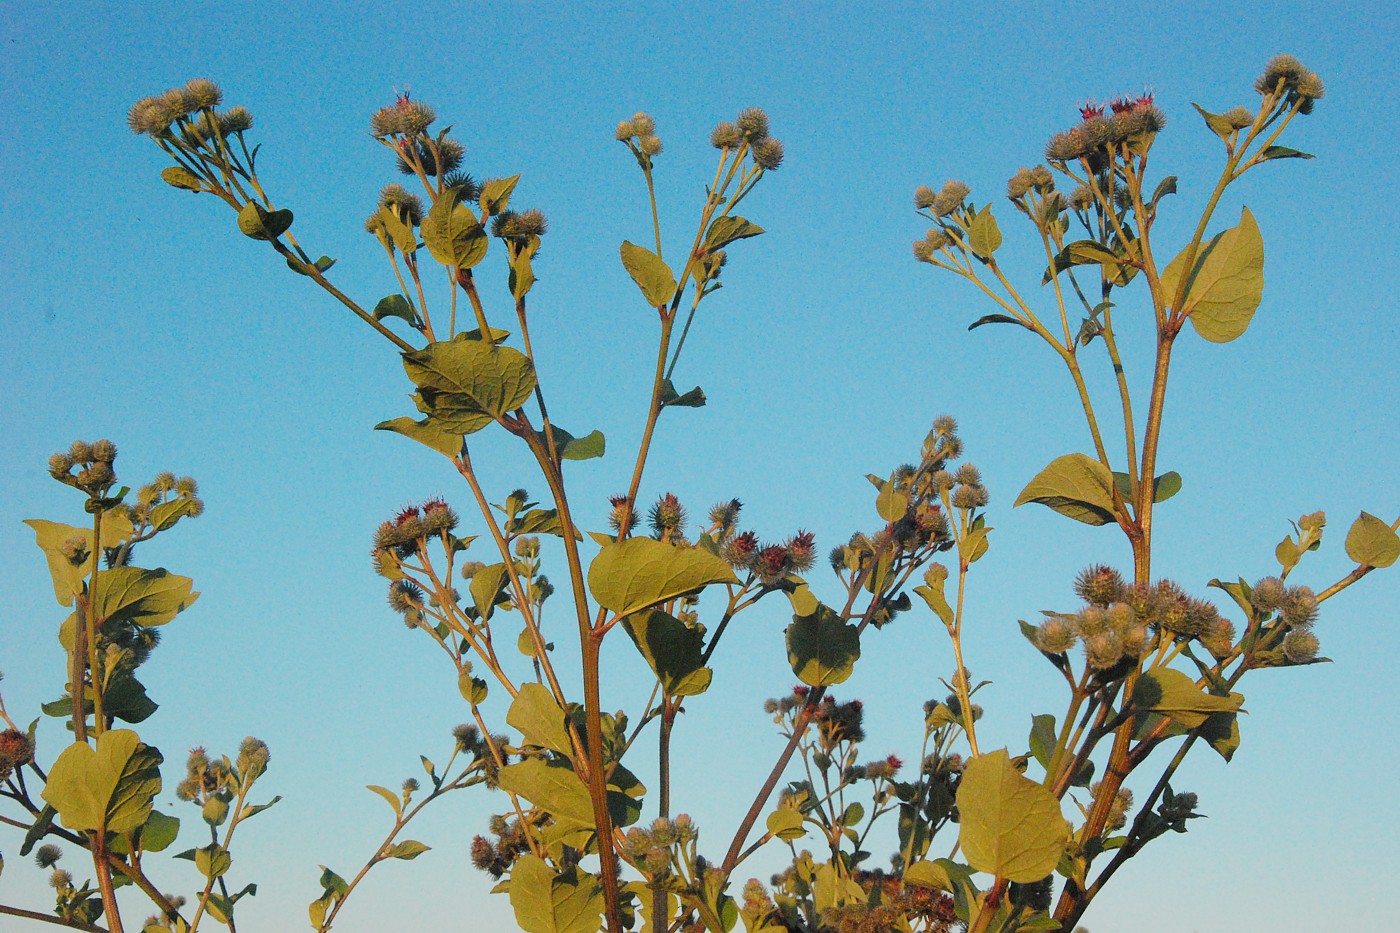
[755,545,791,585]
[160,87,195,119]
[932,180,969,217]
[1006,167,1034,200]
[736,107,770,140]
[1045,128,1088,162]
[1250,576,1287,613]
[48,452,75,480]
[494,208,548,239]
[1035,616,1077,654]
[1069,185,1095,211]
[35,844,63,869]
[1201,617,1236,659]
[710,121,742,149]
[1084,630,1124,670]
[221,106,253,134]
[1222,106,1256,129]
[787,531,817,572]
[398,136,465,176]
[1029,165,1054,189]
[608,494,636,535]
[649,492,687,537]
[421,496,459,533]
[708,498,743,533]
[1281,585,1318,627]
[1283,629,1320,663]
[1072,565,1125,607]
[0,728,35,780]
[914,185,938,209]
[452,723,480,752]
[388,580,426,614]
[183,78,223,109]
[49,869,74,890]
[752,137,784,170]
[630,112,657,136]
[639,134,664,157]
[379,184,424,226]
[1255,54,1308,94]
[237,736,270,781]
[722,530,760,569]
[932,414,958,435]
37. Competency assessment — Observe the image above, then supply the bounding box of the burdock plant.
[1,56,1395,933]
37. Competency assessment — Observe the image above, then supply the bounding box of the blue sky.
[2,2,1397,930]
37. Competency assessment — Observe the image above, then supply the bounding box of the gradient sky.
[2,2,1397,931]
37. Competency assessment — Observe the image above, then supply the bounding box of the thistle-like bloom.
[752,137,784,170]
[1006,167,1035,200]
[398,137,465,176]
[787,531,817,572]
[379,183,424,225]
[1255,54,1308,94]
[1222,106,1256,129]
[35,844,63,869]
[710,121,742,149]
[183,78,223,109]
[755,544,791,584]
[649,492,687,537]
[931,180,969,217]
[722,530,760,568]
[1283,629,1320,663]
[736,107,770,140]
[1035,616,1078,654]
[1250,576,1287,613]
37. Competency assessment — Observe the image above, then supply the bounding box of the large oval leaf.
[1161,207,1265,343]
[402,339,537,424]
[509,855,605,933]
[785,603,861,687]
[622,610,712,697]
[91,567,198,627]
[1014,453,1117,526]
[619,241,676,307]
[42,730,164,834]
[1344,511,1400,569]
[956,749,1068,883]
[587,538,737,619]
[422,189,487,269]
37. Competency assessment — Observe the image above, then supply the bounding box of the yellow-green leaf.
[619,241,676,307]
[90,567,198,627]
[1161,207,1265,343]
[1014,454,1117,526]
[956,749,1069,883]
[1131,668,1244,729]
[587,538,737,619]
[507,683,574,755]
[1344,511,1399,568]
[24,514,135,606]
[509,855,605,933]
[786,604,861,687]
[42,730,163,835]
[402,338,537,424]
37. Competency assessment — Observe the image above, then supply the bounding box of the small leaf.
[1258,145,1315,161]
[786,603,861,687]
[367,784,403,817]
[1014,453,1118,526]
[382,840,430,861]
[619,241,677,307]
[956,749,1069,883]
[704,216,765,251]
[497,759,596,830]
[469,562,511,622]
[1345,512,1400,568]
[968,313,1030,332]
[551,427,606,462]
[479,174,521,215]
[374,416,463,458]
[1191,103,1236,142]
[161,166,204,192]
[236,202,293,241]
[373,294,417,324]
[195,843,231,879]
[588,538,737,619]
[968,207,1002,258]
[1150,176,1178,208]
[1028,714,1057,772]
[422,188,486,268]
[766,809,806,841]
[659,378,706,408]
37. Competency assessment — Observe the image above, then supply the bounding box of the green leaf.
[374,416,463,458]
[366,784,402,817]
[373,294,417,325]
[1131,668,1244,729]
[1014,453,1117,526]
[1115,471,1183,504]
[785,603,861,687]
[105,673,158,724]
[622,610,713,697]
[766,809,806,841]
[968,207,1002,258]
[1190,103,1236,142]
[956,749,1069,883]
[91,567,198,627]
[497,759,596,829]
[402,338,537,427]
[382,839,430,860]
[236,202,293,241]
[1150,176,1178,208]
[480,174,521,215]
[510,236,541,299]
[1199,710,1241,762]
[1043,240,1125,285]
[24,515,135,606]
[422,189,487,268]
[42,730,163,834]
[913,578,954,627]
[551,427,606,462]
[1161,207,1265,343]
[509,855,605,933]
[470,562,511,622]
[149,497,197,532]
[19,804,56,857]
[812,862,867,914]
[704,216,765,251]
[507,683,574,754]
[658,378,706,408]
[968,313,1030,332]
[588,537,738,619]
[1259,145,1315,161]
[139,809,180,853]
[1344,511,1400,568]
[619,241,677,307]
[161,166,204,192]
[196,843,231,879]
[867,474,908,522]
[1028,715,1057,772]
[318,866,349,897]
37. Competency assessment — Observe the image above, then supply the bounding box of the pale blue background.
[2,2,1396,931]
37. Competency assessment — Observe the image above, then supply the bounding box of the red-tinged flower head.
[755,544,790,584]
[722,530,760,568]
[1079,100,1106,120]
[787,530,817,572]
[886,754,903,772]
